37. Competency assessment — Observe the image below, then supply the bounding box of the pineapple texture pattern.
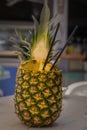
[14,69,62,127]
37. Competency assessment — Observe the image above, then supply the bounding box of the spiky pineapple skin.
[14,66,62,127]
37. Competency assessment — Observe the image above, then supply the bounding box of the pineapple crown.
[11,2,60,63]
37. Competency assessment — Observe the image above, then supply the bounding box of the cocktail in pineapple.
[13,2,62,127]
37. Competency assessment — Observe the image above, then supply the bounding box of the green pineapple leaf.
[32,16,39,44]
[30,2,51,61]
[32,15,39,34]
[15,29,26,40]
[38,2,50,39]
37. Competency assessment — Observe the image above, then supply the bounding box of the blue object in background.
[0,66,4,76]
[0,67,17,96]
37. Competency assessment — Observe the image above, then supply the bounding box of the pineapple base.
[14,68,62,127]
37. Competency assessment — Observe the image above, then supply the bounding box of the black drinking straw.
[43,22,60,70]
[50,25,78,70]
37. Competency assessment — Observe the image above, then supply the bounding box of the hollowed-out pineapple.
[13,2,62,127]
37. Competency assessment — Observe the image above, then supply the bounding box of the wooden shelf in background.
[61,54,86,60]
[0,51,18,58]
[0,51,86,60]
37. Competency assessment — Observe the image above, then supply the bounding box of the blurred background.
[0,0,87,96]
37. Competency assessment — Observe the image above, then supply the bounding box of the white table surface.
[0,95,87,130]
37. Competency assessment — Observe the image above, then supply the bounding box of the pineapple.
[13,2,62,127]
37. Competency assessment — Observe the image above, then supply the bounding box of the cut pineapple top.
[11,2,58,63]
[11,2,60,70]
[20,60,56,72]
